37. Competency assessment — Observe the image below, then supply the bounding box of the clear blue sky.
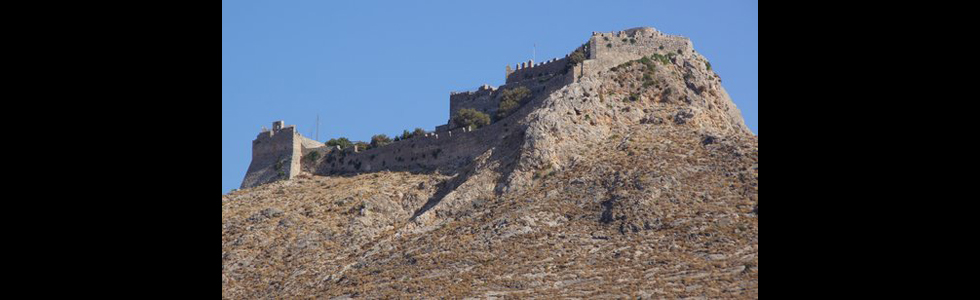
[222,0,758,194]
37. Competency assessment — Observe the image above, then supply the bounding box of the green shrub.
[326,137,352,149]
[705,61,712,70]
[639,57,657,83]
[650,53,671,65]
[495,86,531,121]
[306,151,320,162]
[606,43,612,48]
[569,49,585,64]
[497,99,520,121]
[401,130,411,140]
[533,165,556,180]
[452,108,491,129]
[370,134,392,148]
[629,38,636,44]
[565,47,586,72]
[413,128,426,137]
[639,56,651,66]
[354,141,370,151]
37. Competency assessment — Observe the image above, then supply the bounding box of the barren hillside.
[223,32,758,298]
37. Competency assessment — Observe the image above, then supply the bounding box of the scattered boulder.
[246,208,284,223]
[702,135,717,146]
[674,108,695,125]
[262,208,284,218]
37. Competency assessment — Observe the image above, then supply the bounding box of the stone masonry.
[241,27,697,188]
[241,121,323,189]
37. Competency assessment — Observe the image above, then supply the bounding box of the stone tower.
[240,121,303,189]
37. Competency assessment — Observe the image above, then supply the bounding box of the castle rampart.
[448,84,498,121]
[506,57,569,84]
[312,63,573,176]
[313,124,486,175]
[312,76,564,176]
[447,63,574,132]
[583,27,693,78]
[241,121,322,189]
[242,27,691,188]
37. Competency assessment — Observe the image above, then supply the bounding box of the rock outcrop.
[224,27,758,298]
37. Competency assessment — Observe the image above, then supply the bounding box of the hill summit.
[224,27,758,298]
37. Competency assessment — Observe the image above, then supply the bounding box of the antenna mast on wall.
[533,43,536,63]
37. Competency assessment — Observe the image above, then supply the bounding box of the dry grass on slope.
[222,171,451,299]
[222,50,758,299]
[308,125,758,299]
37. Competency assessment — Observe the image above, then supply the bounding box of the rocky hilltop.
[223,27,758,298]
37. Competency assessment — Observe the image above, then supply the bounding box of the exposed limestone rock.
[224,27,757,299]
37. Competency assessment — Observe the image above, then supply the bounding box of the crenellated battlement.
[242,121,302,188]
[589,27,687,39]
[505,57,569,84]
[582,27,694,78]
[242,120,324,188]
[450,84,496,96]
[242,27,698,189]
[448,83,499,123]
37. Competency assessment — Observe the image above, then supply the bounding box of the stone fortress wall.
[448,84,497,125]
[582,27,693,78]
[242,27,682,188]
[445,59,575,131]
[505,56,570,84]
[240,73,566,189]
[315,66,575,175]
[312,124,491,175]
[242,121,303,188]
[444,67,574,132]
[245,63,568,187]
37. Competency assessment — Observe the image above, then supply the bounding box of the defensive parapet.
[242,27,695,188]
[506,57,569,84]
[449,84,498,122]
[582,27,693,77]
[241,120,323,189]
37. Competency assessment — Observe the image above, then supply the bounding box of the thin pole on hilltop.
[316,113,319,141]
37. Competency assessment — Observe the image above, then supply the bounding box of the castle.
[241,27,695,189]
